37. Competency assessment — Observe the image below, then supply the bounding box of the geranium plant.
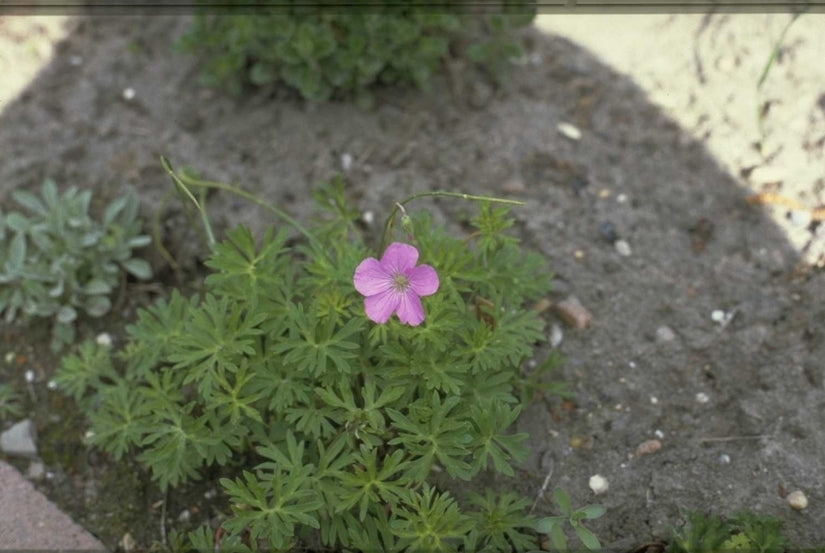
[56,159,599,551]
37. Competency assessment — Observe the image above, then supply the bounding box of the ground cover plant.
[0,180,152,351]
[55,161,604,551]
[180,1,536,102]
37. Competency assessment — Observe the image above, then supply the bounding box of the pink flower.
[353,242,439,326]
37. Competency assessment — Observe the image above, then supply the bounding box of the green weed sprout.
[56,159,580,551]
[0,180,152,351]
[0,383,24,422]
[533,487,605,551]
[667,511,787,553]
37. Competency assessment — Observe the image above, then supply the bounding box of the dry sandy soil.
[0,12,824,551]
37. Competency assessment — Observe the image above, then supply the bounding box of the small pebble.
[589,474,609,495]
[614,239,632,257]
[96,332,113,347]
[204,488,218,500]
[788,210,812,228]
[4,352,13,364]
[557,122,582,141]
[711,309,726,323]
[122,87,136,101]
[573,249,585,259]
[178,509,191,522]
[653,429,665,439]
[0,419,38,457]
[616,193,628,204]
[26,461,45,480]
[120,532,137,552]
[719,453,731,464]
[650,396,659,404]
[635,439,662,457]
[787,490,808,511]
[47,380,57,390]
[695,392,710,404]
[600,221,618,244]
[502,176,527,194]
[655,325,676,343]
[24,370,35,383]
[361,210,374,226]
[554,296,592,329]
[548,323,563,348]
[341,152,353,171]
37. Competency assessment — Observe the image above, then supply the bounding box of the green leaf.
[4,212,28,233]
[57,305,77,324]
[122,258,152,280]
[12,189,48,216]
[553,487,572,516]
[103,195,128,226]
[83,278,113,295]
[6,233,26,274]
[573,523,602,551]
[41,179,59,208]
[581,504,606,520]
[85,295,111,317]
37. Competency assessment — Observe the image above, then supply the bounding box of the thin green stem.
[160,157,324,254]
[379,191,524,253]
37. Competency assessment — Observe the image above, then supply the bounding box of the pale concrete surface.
[0,460,106,551]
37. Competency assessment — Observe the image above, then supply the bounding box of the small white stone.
[654,429,664,439]
[549,323,563,348]
[650,396,659,404]
[589,474,609,495]
[695,392,710,404]
[615,239,632,257]
[787,490,808,510]
[45,471,55,480]
[47,380,57,390]
[84,429,95,440]
[178,509,191,522]
[711,310,726,323]
[361,210,374,225]
[204,488,218,500]
[341,152,353,171]
[628,360,637,369]
[24,370,35,383]
[557,122,582,141]
[616,193,628,204]
[4,352,14,364]
[655,326,676,342]
[719,453,731,464]
[122,87,136,101]
[96,332,113,347]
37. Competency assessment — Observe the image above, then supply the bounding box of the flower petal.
[406,264,439,297]
[395,291,425,326]
[353,257,393,297]
[364,289,401,324]
[380,243,419,275]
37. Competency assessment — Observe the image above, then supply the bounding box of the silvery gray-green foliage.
[0,180,152,351]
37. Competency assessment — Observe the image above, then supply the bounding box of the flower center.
[392,272,409,292]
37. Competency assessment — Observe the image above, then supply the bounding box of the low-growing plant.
[0,383,23,422]
[533,487,605,551]
[179,1,536,102]
[667,510,787,553]
[0,180,152,351]
[56,160,577,551]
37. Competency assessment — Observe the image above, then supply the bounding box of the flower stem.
[160,156,324,254]
[380,191,525,253]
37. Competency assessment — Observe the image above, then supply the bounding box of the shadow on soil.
[1,14,823,551]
